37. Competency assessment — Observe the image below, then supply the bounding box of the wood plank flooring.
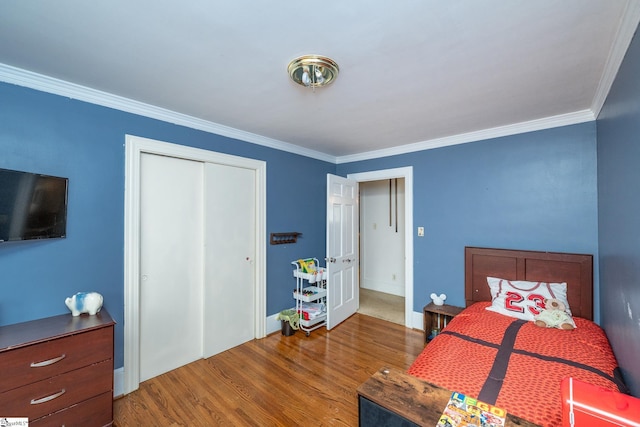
[114,313,424,426]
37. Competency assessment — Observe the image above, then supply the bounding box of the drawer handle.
[30,388,66,405]
[30,354,66,367]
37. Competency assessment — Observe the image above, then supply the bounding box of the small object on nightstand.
[430,292,447,305]
[423,302,464,344]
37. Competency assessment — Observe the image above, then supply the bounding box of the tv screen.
[0,168,68,242]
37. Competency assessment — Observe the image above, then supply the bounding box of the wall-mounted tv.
[0,168,68,242]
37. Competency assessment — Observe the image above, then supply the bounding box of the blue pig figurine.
[65,292,103,316]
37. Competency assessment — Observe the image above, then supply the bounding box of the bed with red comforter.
[408,302,626,426]
[406,247,628,427]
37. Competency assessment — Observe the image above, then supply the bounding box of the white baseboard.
[270,310,424,332]
[114,367,124,398]
[412,310,424,330]
[267,312,282,335]
[360,282,405,297]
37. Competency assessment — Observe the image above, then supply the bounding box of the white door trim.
[123,134,267,395]
[347,167,414,328]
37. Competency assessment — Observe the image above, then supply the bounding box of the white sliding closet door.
[203,163,256,357]
[139,154,257,383]
[125,135,266,393]
[139,153,204,382]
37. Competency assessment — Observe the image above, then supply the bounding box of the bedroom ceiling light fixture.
[287,55,339,90]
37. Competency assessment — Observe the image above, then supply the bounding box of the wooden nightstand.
[423,302,464,344]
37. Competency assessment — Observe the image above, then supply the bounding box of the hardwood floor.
[114,313,424,426]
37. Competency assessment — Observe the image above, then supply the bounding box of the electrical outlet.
[418,226,424,237]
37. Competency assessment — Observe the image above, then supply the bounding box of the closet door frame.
[123,134,267,395]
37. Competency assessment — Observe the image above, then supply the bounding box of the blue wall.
[0,82,333,369]
[339,123,600,316]
[597,26,640,396]
[1,76,621,389]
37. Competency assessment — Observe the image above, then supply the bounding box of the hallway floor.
[358,288,404,325]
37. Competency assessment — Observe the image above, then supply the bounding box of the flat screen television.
[0,168,68,242]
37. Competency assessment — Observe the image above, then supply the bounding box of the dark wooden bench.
[357,367,540,426]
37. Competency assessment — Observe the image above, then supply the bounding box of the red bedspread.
[408,302,626,427]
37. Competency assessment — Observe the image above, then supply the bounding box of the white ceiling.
[1,1,639,163]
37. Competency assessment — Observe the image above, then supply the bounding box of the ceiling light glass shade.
[288,55,339,88]
[301,68,311,86]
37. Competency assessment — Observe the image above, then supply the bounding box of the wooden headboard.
[464,247,594,320]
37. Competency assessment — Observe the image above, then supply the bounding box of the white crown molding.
[336,109,596,164]
[0,57,617,166]
[0,63,336,164]
[591,0,640,118]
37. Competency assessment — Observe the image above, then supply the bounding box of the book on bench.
[438,391,506,427]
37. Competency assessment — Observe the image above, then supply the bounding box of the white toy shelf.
[291,258,327,336]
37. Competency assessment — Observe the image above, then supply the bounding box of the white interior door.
[139,153,204,382]
[326,174,359,329]
[203,163,256,357]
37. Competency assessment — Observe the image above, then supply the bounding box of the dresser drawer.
[0,358,113,420]
[31,391,113,427]
[0,326,113,393]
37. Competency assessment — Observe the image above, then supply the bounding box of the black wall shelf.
[270,232,301,245]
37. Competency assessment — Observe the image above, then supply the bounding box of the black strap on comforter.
[476,319,526,404]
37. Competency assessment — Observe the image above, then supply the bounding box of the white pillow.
[485,277,571,321]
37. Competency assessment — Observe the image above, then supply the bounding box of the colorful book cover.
[297,258,317,273]
[438,391,506,427]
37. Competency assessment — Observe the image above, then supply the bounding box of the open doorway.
[347,167,414,328]
[358,178,405,325]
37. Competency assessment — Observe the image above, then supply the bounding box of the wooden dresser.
[0,310,115,426]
